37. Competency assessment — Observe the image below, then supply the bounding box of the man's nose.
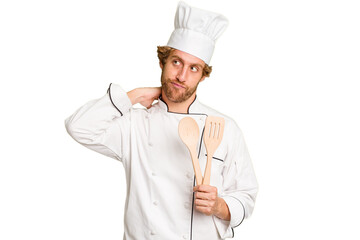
[176,67,187,82]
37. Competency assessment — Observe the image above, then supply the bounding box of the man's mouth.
[171,82,185,89]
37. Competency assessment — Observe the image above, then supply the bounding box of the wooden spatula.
[178,117,203,185]
[202,116,225,185]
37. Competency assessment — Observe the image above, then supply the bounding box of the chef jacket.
[65,83,258,240]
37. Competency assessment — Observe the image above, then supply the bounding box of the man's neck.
[161,90,196,114]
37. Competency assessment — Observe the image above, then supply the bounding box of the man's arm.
[65,84,160,161]
[214,122,258,236]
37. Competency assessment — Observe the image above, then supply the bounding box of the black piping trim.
[190,179,195,240]
[198,126,205,163]
[226,195,246,238]
[107,83,123,116]
[190,126,205,240]
[159,96,207,116]
[187,95,197,113]
[159,95,169,109]
[234,198,246,227]
[204,154,224,162]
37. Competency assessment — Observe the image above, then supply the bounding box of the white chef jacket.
[65,83,258,240]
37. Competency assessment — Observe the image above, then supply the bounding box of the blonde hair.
[157,46,212,78]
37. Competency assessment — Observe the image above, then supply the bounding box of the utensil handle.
[202,154,212,185]
[190,150,203,186]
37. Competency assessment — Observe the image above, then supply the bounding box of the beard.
[161,74,200,103]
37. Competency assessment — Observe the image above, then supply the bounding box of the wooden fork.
[202,116,225,185]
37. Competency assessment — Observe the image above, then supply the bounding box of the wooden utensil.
[178,117,203,185]
[202,116,225,185]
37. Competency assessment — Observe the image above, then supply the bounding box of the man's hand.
[193,185,231,221]
[127,87,161,109]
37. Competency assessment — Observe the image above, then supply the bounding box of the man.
[65,2,258,239]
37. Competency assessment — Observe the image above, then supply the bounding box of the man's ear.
[199,75,206,82]
[159,61,163,69]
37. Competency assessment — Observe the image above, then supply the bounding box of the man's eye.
[173,60,180,65]
[190,66,198,72]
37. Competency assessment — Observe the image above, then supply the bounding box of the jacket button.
[186,172,193,179]
[184,202,191,209]
[152,172,156,176]
[182,234,188,239]
[153,201,158,206]
[150,230,156,235]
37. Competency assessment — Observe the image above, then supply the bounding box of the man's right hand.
[127,87,162,109]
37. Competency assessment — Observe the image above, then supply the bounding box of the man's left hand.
[193,184,230,220]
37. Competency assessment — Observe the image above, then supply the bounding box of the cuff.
[212,196,245,239]
[107,83,133,116]
[222,196,245,227]
[212,216,233,239]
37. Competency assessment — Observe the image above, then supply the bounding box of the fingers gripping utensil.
[178,117,203,185]
[202,116,225,185]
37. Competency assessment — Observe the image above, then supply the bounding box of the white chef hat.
[167,1,229,65]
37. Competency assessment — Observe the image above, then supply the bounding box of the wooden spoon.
[202,116,225,185]
[178,117,203,185]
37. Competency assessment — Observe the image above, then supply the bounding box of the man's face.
[160,49,206,103]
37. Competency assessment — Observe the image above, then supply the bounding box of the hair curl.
[157,46,212,78]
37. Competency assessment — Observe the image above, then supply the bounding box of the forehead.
[169,49,205,67]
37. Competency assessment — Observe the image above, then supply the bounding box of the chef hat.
[167,1,229,65]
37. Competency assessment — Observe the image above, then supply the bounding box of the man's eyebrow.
[169,55,182,60]
[193,63,204,69]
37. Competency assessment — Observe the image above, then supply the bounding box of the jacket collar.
[158,95,201,114]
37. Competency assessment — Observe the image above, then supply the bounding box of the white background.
[1,0,359,239]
